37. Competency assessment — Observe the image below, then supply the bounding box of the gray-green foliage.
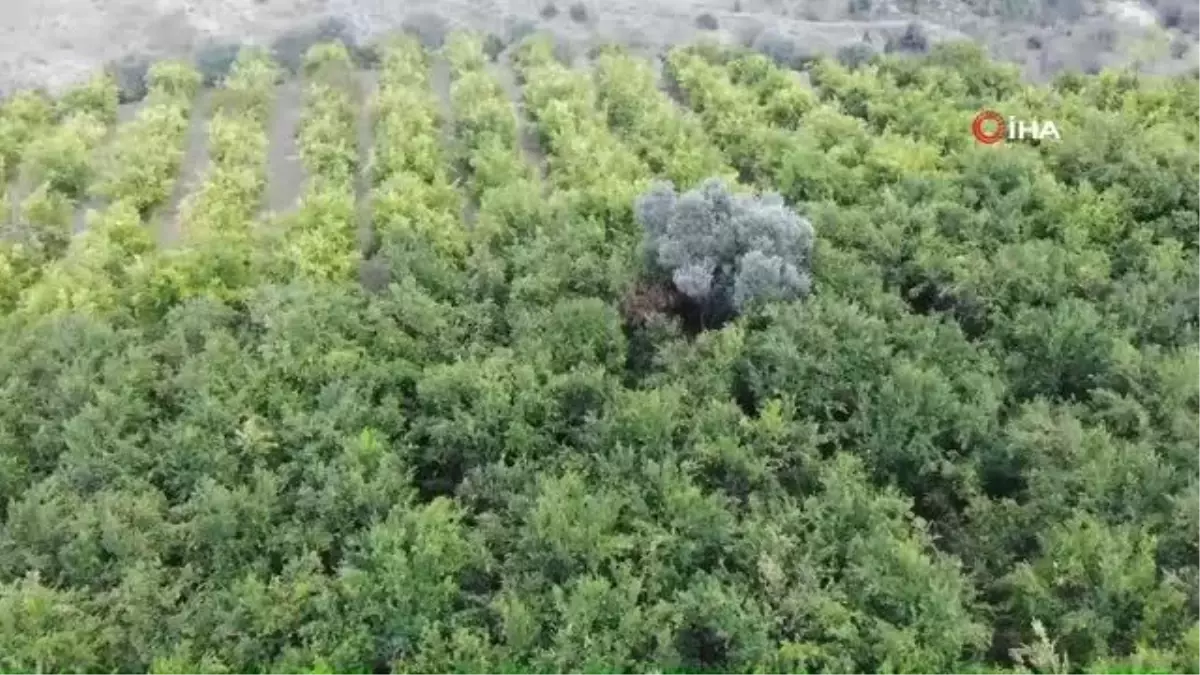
[637,178,814,319]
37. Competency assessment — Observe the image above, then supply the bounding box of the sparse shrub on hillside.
[837,42,877,69]
[0,91,53,158]
[352,42,383,69]
[483,33,507,61]
[271,17,359,73]
[1169,34,1190,58]
[1090,25,1118,52]
[695,13,720,30]
[105,54,151,104]
[752,29,812,69]
[3,90,53,126]
[637,178,814,328]
[304,40,355,74]
[885,22,930,53]
[540,2,560,19]
[401,12,450,49]
[1158,0,1183,27]
[194,40,243,86]
[569,2,590,23]
[547,38,577,67]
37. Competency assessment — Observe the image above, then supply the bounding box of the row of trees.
[10,61,202,319]
[591,48,731,188]
[513,36,649,240]
[278,42,362,284]
[168,48,282,302]
[0,73,119,309]
[369,36,468,279]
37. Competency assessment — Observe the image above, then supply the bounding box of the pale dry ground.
[265,79,306,217]
[0,0,961,99]
[158,88,215,246]
[0,0,1190,98]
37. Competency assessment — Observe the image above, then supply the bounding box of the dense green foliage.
[0,33,1195,674]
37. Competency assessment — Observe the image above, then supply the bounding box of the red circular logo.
[971,110,1006,145]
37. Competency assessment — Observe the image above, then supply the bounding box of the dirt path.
[69,100,147,234]
[265,79,306,217]
[158,88,215,247]
[354,69,378,256]
[489,53,548,184]
[427,53,480,228]
[5,175,29,228]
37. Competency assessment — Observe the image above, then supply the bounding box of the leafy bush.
[55,73,118,126]
[0,92,54,182]
[21,112,107,200]
[637,178,814,325]
[91,102,190,214]
[17,199,154,317]
[145,60,202,102]
[515,35,648,202]
[19,182,72,253]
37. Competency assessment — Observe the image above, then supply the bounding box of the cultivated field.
[0,28,1195,674]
